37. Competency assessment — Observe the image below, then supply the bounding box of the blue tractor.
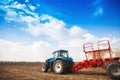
[42,50,74,74]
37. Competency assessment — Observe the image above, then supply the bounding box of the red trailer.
[42,40,120,79]
[72,40,120,79]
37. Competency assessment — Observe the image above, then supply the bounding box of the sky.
[0,0,120,62]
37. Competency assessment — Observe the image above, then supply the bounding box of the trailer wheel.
[42,63,49,72]
[106,62,120,79]
[53,60,66,74]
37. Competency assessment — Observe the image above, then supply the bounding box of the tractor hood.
[59,57,73,61]
[46,58,55,63]
[46,57,73,63]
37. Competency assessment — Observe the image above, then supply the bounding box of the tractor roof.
[52,50,68,54]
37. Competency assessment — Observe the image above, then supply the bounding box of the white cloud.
[0,1,38,22]
[25,0,29,3]
[29,5,36,11]
[5,10,18,21]
[20,15,39,23]
[70,26,86,38]
[21,14,103,61]
[0,0,14,5]
[101,37,120,48]
[0,39,52,62]
[0,7,100,61]
[0,0,120,62]
[13,1,26,9]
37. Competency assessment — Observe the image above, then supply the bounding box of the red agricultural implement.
[42,40,120,79]
[72,40,120,79]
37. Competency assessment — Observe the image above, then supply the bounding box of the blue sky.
[0,0,120,61]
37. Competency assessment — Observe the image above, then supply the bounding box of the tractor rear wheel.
[53,60,67,74]
[42,63,49,72]
[106,62,120,79]
[67,61,74,73]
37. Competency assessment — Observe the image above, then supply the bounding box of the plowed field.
[0,62,111,80]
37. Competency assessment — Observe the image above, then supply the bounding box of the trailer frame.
[72,40,120,72]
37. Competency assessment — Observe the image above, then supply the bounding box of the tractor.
[42,40,120,79]
[42,50,74,74]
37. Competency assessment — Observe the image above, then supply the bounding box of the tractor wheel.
[67,61,74,73]
[53,60,67,74]
[50,63,54,72]
[50,67,54,72]
[106,62,120,79]
[42,63,49,72]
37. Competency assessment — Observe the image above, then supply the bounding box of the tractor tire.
[106,62,120,79]
[42,63,49,72]
[50,67,54,72]
[53,60,67,74]
[50,63,54,72]
[67,61,74,73]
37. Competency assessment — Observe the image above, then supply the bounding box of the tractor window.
[60,52,68,58]
[53,51,69,58]
[53,52,59,58]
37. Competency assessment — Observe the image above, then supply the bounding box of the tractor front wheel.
[53,60,66,74]
[42,63,49,72]
[106,62,120,79]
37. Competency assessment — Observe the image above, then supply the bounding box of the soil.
[0,62,111,80]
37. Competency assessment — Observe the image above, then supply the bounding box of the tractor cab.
[52,50,69,58]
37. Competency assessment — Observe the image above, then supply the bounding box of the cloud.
[94,7,103,16]
[22,14,99,45]
[101,37,120,47]
[24,14,66,37]
[0,0,14,5]
[0,0,120,62]
[13,1,26,9]
[0,1,38,21]
[25,0,29,3]
[0,5,99,61]
[92,0,103,16]
[0,39,52,61]
[19,14,102,61]
[29,5,36,11]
